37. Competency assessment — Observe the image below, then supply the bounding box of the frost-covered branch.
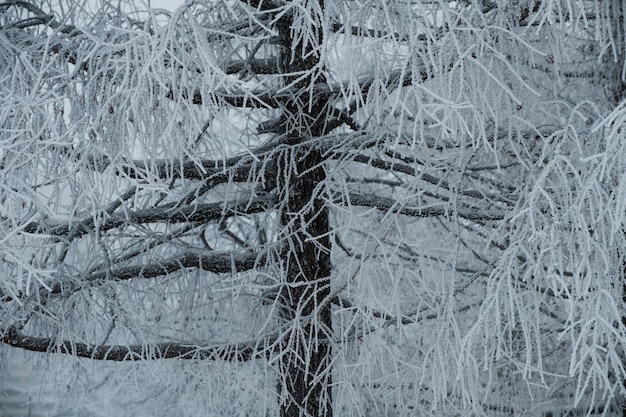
[346,154,511,204]
[24,195,276,238]
[343,193,505,221]
[236,0,277,12]
[329,21,425,42]
[82,150,275,181]
[0,326,277,361]
[119,159,262,182]
[0,247,261,303]
[0,1,79,34]
[78,250,261,283]
[224,58,281,75]
[172,88,283,108]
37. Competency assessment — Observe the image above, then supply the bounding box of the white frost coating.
[1,1,626,417]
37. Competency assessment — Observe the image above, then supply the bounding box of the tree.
[1,0,626,416]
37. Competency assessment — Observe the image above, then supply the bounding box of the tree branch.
[224,58,281,75]
[86,249,262,281]
[344,192,505,221]
[81,150,269,181]
[359,68,429,98]
[43,250,262,299]
[0,326,277,361]
[168,88,282,108]
[122,159,259,181]
[1,1,80,35]
[24,195,275,238]
[329,21,429,42]
[0,248,262,304]
[347,154,510,203]
[237,0,279,12]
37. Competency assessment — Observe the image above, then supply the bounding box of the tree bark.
[274,2,333,416]
[278,146,333,417]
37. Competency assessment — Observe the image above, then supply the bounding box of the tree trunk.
[275,2,333,416]
[278,146,332,417]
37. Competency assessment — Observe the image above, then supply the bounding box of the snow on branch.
[0,249,263,303]
[88,251,259,281]
[119,159,259,182]
[224,58,281,75]
[84,250,262,281]
[345,192,505,221]
[81,149,272,181]
[328,21,422,42]
[236,0,277,12]
[0,1,80,35]
[170,88,283,108]
[347,154,509,203]
[0,326,277,361]
[38,250,264,300]
[23,195,276,238]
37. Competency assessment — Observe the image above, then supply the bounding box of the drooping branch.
[0,326,277,361]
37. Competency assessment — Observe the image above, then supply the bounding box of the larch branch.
[345,192,505,221]
[24,196,275,238]
[0,326,276,361]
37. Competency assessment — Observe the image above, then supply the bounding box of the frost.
[2,1,626,416]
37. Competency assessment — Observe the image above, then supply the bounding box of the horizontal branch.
[121,159,260,181]
[224,58,281,75]
[359,68,429,100]
[0,249,263,305]
[40,249,261,300]
[24,195,275,238]
[345,192,505,221]
[329,21,424,42]
[173,68,421,113]
[334,295,473,326]
[168,88,282,108]
[348,154,509,203]
[1,326,276,361]
[85,250,261,282]
[81,150,272,181]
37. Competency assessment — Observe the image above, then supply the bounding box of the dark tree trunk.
[274,2,333,417]
[277,146,332,417]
